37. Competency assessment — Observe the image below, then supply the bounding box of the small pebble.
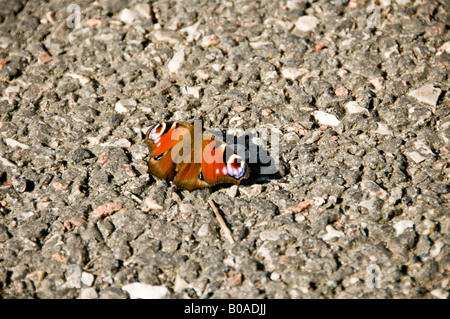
[295,15,320,32]
[260,230,284,241]
[81,272,95,287]
[115,99,137,114]
[168,50,185,74]
[430,289,448,300]
[141,196,163,212]
[200,35,219,48]
[344,101,369,115]
[313,111,341,126]
[261,108,272,117]
[79,287,99,299]
[322,225,344,241]
[134,3,151,18]
[270,272,280,281]
[118,8,138,24]
[197,224,211,237]
[174,274,189,292]
[281,68,309,81]
[122,283,169,299]
[393,220,414,236]
[408,84,441,108]
[406,151,427,164]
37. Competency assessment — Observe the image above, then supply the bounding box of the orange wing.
[144,122,191,181]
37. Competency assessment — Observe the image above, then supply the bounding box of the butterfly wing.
[144,122,191,182]
[200,139,249,188]
[172,124,210,191]
[173,162,210,191]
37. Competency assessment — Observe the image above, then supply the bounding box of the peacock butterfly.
[144,121,249,191]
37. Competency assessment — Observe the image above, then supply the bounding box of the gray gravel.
[0,0,449,299]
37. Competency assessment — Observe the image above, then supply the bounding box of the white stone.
[179,203,194,214]
[94,33,115,42]
[344,101,369,115]
[200,35,219,48]
[168,49,185,74]
[152,30,181,45]
[180,21,201,42]
[197,223,210,237]
[322,225,344,241]
[118,8,138,24]
[408,84,442,107]
[383,45,398,58]
[406,151,427,164]
[240,184,262,197]
[79,287,98,299]
[345,277,360,287]
[313,111,341,126]
[257,242,274,260]
[413,139,434,156]
[5,85,20,95]
[439,41,450,54]
[361,180,388,199]
[134,3,151,18]
[100,138,132,148]
[64,264,81,288]
[261,70,279,81]
[249,41,273,49]
[264,18,294,30]
[431,289,449,300]
[281,67,309,81]
[181,86,201,99]
[0,36,12,49]
[211,63,223,72]
[174,274,189,292]
[81,272,95,287]
[393,220,414,236]
[430,241,444,258]
[441,122,450,143]
[295,15,320,32]
[388,187,403,205]
[188,277,208,296]
[226,185,238,198]
[359,197,382,212]
[374,122,393,136]
[141,196,163,212]
[4,138,29,149]
[260,230,283,241]
[66,73,91,85]
[270,272,281,281]
[229,116,245,127]
[115,99,137,114]
[122,283,169,299]
[303,131,321,144]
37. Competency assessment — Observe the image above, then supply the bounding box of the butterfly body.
[145,122,249,191]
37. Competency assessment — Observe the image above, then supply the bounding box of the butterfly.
[144,121,249,191]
